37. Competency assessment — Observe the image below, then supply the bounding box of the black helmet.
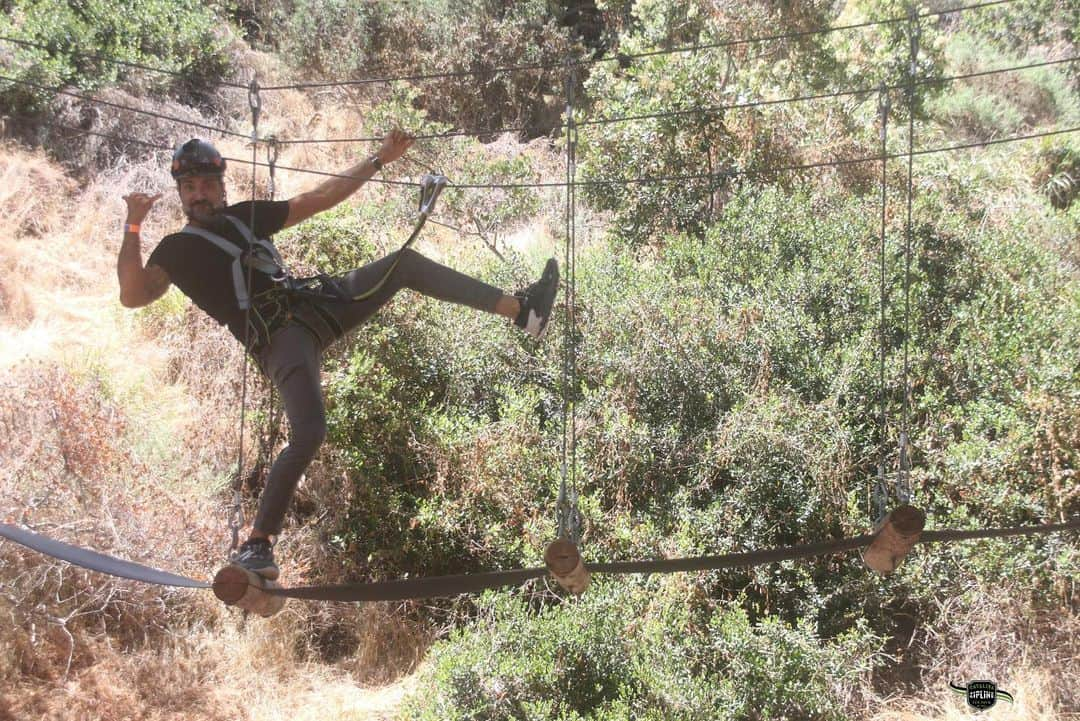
[171,139,226,179]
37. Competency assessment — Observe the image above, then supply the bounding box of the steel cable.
[1,0,1022,93]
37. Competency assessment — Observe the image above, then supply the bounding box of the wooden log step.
[545,538,591,594]
[862,504,926,574]
[212,564,287,617]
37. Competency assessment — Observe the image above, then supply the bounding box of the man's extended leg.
[326,247,503,334]
[325,248,558,340]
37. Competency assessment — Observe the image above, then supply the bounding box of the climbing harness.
[178,173,449,354]
[180,215,289,311]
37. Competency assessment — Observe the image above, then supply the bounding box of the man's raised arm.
[118,192,171,308]
[282,129,414,229]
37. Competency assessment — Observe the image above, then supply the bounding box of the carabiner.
[248,77,262,137]
[418,174,448,219]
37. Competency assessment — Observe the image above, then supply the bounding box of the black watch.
[370,155,383,171]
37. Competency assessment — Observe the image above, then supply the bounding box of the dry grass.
[0,143,77,326]
[873,668,1067,721]
[858,580,1080,721]
[1,595,417,721]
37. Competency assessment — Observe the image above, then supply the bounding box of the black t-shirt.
[148,200,291,343]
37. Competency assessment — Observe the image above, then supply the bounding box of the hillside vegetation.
[1,1,1078,719]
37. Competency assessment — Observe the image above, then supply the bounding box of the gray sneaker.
[230,538,279,581]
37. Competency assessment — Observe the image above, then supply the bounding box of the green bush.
[402,581,882,721]
[0,0,232,115]
[436,138,542,233]
[278,0,376,79]
[957,0,1079,50]
[294,152,1078,664]
[579,0,944,245]
[827,0,944,96]
[375,0,577,138]
[262,0,577,138]
[928,84,1025,139]
[306,241,556,583]
[277,197,386,274]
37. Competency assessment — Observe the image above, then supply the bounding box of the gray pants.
[252,248,504,536]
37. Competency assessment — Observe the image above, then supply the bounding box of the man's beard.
[185,201,223,225]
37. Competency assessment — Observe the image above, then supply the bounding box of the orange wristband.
[124,223,141,234]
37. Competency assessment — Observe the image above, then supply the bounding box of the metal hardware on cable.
[248,77,262,141]
[418,173,447,219]
[228,493,242,552]
[898,431,913,503]
[267,137,279,200]
[873,465,889,524]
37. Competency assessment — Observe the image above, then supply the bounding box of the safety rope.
[227,76,263,553]
[252,0,1020,91]
[873,84,892,525]
[0,35,250,89]
[248,138,284,501]
[437,126,1080,191]
[36,114,1080,193]
[898,9,920,507]
[0,0,1022,94]
[0,74,252,140]
[9,32,1076,154]
[18,51,1069,152]
[265,56,1077,147]
[557,67,584,544]
[266,137,279,201]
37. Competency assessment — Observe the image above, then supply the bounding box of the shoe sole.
[528,259,560,340]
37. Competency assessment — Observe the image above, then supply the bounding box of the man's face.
[178,174,226,225]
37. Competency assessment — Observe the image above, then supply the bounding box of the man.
[118,131,559,580]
